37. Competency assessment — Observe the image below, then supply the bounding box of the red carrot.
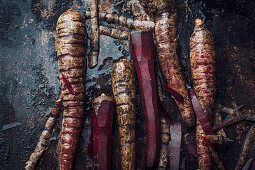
[91,94,115,170]
[56,9,87,170]
[130,31,160,168]
[190,18,216,170]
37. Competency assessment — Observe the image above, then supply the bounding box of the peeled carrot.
[91,94,115,170]
[130,31,160,168]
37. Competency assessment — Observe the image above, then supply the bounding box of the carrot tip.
[195,18,204,28]
[201,134,210,144]
[120,58,127,61]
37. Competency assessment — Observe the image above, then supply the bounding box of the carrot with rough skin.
[91,93,115,170]
[157,76,170,169]
[25,95,63,170]
[99,26,129,40]
[196,121,211,169]
[88,0,99,68]
[84,11,155,31]
[130,31,160,168]
[111,59,136,170]
[190,18,216,120]
[55,8,87,170]
[190,18,216,170]
[158,117,170,169]
[202,135,226,170]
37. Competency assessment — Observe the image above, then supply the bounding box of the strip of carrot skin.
[61,73,76,95]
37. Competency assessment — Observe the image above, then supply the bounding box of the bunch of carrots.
[25,0,252,170]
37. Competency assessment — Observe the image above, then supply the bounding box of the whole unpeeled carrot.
[55,8,87,170]
[25,95,63,170]
[111,59,136,170]
[190,18,216,170]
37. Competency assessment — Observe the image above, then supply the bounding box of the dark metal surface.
[0,0,255,169]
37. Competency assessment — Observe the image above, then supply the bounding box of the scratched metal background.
[1,0,255,169]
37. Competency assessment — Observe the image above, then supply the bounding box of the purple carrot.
[130,31,161,168]
[91,94,115,170]
[169,123,182,170]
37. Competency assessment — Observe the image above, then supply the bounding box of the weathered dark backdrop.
[1,0,255,169]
